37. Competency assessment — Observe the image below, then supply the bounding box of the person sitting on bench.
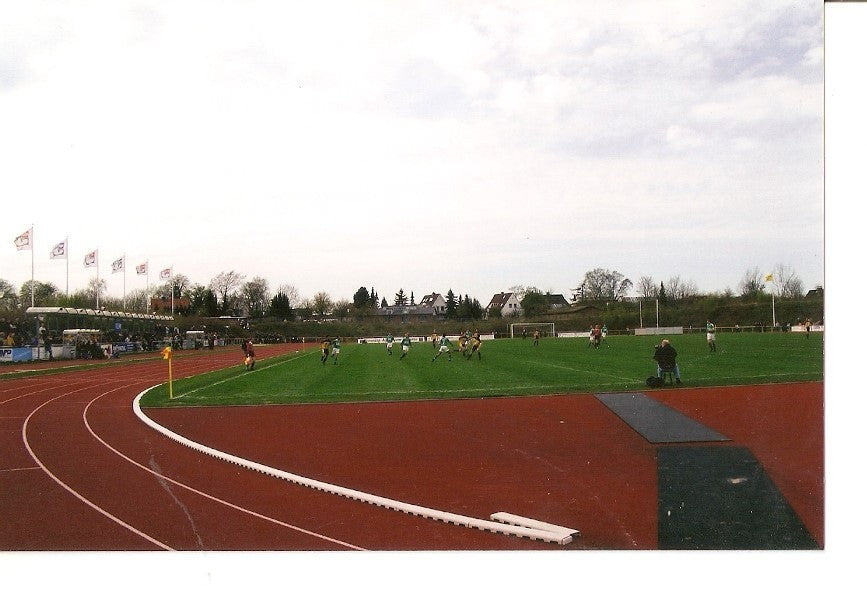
[653,339,682,385]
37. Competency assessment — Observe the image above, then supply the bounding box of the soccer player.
[244,339,256,371]
[386,333,394,355]
[432,334,452,361]
[706,320,717,352]
[590,325,602,349]
[399,333,411,359]
[533,330,540,346]
[320,336,331,364]
[468,330,482,360]
[331,336,341,364]
[457,333,468,357]
[431,330,439,351]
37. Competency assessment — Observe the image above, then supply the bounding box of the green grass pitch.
[141,332,824,408]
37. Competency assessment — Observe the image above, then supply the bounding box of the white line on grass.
[172,350,317,399]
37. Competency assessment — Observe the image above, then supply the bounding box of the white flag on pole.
[136,262,148,275]
[14,228,32,251]
[50,239,68,259]
[160,267,172,280]
[111,256,125,273]
[84,250,98,268]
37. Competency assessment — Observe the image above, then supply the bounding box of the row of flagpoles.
[13,226,175,314]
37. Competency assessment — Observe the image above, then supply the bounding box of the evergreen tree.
[353,286,371,309]
[445,289,457,318]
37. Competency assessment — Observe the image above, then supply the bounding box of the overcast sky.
[1,0,824,306]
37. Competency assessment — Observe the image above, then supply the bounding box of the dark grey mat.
[658,446,819,549]
[595,392,729,443]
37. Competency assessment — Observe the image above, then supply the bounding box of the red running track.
[0,345,822,550]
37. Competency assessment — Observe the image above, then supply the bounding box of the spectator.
[653,339,682,385]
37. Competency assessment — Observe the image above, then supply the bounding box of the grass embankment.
[140,332,824,408]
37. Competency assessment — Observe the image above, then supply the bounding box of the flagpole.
[123,254,127,311]
[171,268,174,316]
[96,251,100,309]
[65,237,69,297]
[30,225,35,308]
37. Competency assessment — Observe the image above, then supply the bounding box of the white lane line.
[84,391,367,551]
[135,386,576,546]
[22,383,174,550]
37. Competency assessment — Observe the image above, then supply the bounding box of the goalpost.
[509,322,556,339]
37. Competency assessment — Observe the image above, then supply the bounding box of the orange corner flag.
[162,346,173,360]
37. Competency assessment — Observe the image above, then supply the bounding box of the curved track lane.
[1,346,568,550]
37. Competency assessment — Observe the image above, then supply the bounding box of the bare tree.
[276,284,301,308]
[771,264,804,298]
[312,292,333,316]
[332,299,353,320]
[637,276,657,299]
[86,278,107,307]
[666,276,699,300]
[738,267,766,298]
[240,276,270,317]
[508,285,538,302]
[579,268,633,302]
[210,271,246,314]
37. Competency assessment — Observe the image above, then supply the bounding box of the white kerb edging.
[133,386,579,546]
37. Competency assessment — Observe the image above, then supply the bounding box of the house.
[543,294,570,309]
[418,293,447,315]
[486,292,522,317]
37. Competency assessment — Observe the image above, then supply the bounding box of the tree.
[369,287,379,308]
[154,273,190,300]
[353,287,371,309]
[380,297,388,308]
[770,264,804,299]
[665,276,698,301]
[521,289,550,317]
[0,279,19,312]
[240,276,270,317]
[124,287,151,313]
[410,291,415,306]
[332,299,352,320]
[579,268,633,302]
[188,285,219,316]
[509,285,538,302]
[637,276,657,299]
[394,288,408,306]
[456,294,483,320]
[268,291,294,319]
[276,284,300,309]
[739,267,766,298]
[210,271,246,314]
[312,291,333,317]
[19,280,60,307]
[86,278,107,307]
[658,282,668,304]
[445,290,457,318]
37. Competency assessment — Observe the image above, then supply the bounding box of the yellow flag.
[765,274,774,282]
[162,346,172,360]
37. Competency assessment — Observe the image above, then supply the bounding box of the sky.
[1,0,825,307]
